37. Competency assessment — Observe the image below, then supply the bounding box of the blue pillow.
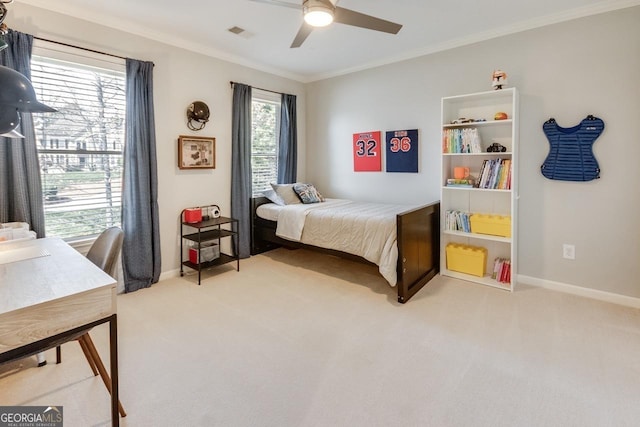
[293,183,324,204]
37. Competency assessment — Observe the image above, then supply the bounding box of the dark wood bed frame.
[250,197,440,303]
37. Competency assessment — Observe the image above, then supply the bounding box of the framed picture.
[178,136,215,169]
[386,129,419,173]
[353,131,382,172]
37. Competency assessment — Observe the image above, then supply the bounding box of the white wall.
[306,7,640,298]
[9,3,307,275]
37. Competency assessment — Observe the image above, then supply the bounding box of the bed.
[250,195,440,303]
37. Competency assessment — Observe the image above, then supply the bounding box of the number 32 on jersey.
[353,131,382,171]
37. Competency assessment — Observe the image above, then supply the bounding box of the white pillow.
[270,183,302,205]
[262,189,284,206]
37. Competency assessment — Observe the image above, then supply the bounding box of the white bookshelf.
[440,88,519,291]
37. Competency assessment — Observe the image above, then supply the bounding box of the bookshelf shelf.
[443,152,513,156]
[441,269,512,291]
[443,186,512,193]
[443,119,513,129]
[440,88,518,291]
[443,229,511,243]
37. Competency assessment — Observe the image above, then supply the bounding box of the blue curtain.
[0,31,45,237]
[121,58,161,292]
[231,83,252,259]
[277,93,297,184]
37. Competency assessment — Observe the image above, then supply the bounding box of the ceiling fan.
[249,0,402,48]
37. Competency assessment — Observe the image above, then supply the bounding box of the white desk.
[0,237,120,426]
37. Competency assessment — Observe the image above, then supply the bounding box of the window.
[251,90,281,197]
[31,44,126,240]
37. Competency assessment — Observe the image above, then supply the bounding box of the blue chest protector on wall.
[541,115,604,181]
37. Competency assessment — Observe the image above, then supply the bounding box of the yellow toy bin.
[470,214,511,238]
[446,243,488,277]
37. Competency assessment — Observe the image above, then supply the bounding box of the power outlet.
[563,244,575,260]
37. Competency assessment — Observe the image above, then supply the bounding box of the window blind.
[251,92,281,197]
[31,55,126,240]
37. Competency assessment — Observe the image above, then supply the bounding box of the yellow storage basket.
[446,243,488,277]
[470,214,511,238]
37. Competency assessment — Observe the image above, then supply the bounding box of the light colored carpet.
[1,248,639,427]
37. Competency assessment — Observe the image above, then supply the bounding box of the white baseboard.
[517,275,640,309]
[159,269,181,282]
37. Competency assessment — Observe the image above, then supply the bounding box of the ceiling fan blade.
[247,0,302,10]
[333,7,402,34]
[290,22,314,48]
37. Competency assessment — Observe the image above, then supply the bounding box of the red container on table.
[184,208,202,223]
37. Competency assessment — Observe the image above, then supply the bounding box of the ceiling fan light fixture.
[303,2,334,27]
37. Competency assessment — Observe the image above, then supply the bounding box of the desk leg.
[109,314,120,427]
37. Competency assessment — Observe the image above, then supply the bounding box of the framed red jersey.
[353,131,382,172]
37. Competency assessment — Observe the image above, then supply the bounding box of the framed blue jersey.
[386,129,419,173]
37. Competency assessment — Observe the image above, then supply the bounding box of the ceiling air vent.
[228,26,245,35]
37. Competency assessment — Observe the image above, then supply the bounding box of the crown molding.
[15,0,307,82]
[305,0,640,82]
[16,0,640,84]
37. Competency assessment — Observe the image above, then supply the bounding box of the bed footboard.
[396,201,440,303]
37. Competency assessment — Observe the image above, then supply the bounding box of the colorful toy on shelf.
[491,69,507,90]
[450,118,487,124]
[487,142,507,152]
[494,111,508,120]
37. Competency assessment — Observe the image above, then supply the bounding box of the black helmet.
[187,101,210,131]
[0,65,56,113]
[0,105,22,137]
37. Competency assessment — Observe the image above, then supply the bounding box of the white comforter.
[274,199,415,287]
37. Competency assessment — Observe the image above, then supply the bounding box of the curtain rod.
[33,35,127,61]
[230,81,282,96]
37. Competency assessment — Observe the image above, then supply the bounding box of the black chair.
[56,227,126,417]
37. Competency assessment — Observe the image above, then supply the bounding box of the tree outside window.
[251,92,281,197]
[31,55,126,240]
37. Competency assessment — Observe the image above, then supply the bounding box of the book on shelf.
[492,257,511,283]
[477,158,512,189]
[445,210,471,233]
[446,178,475,188]
[442,128,482,153]
[497,159,511,189]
